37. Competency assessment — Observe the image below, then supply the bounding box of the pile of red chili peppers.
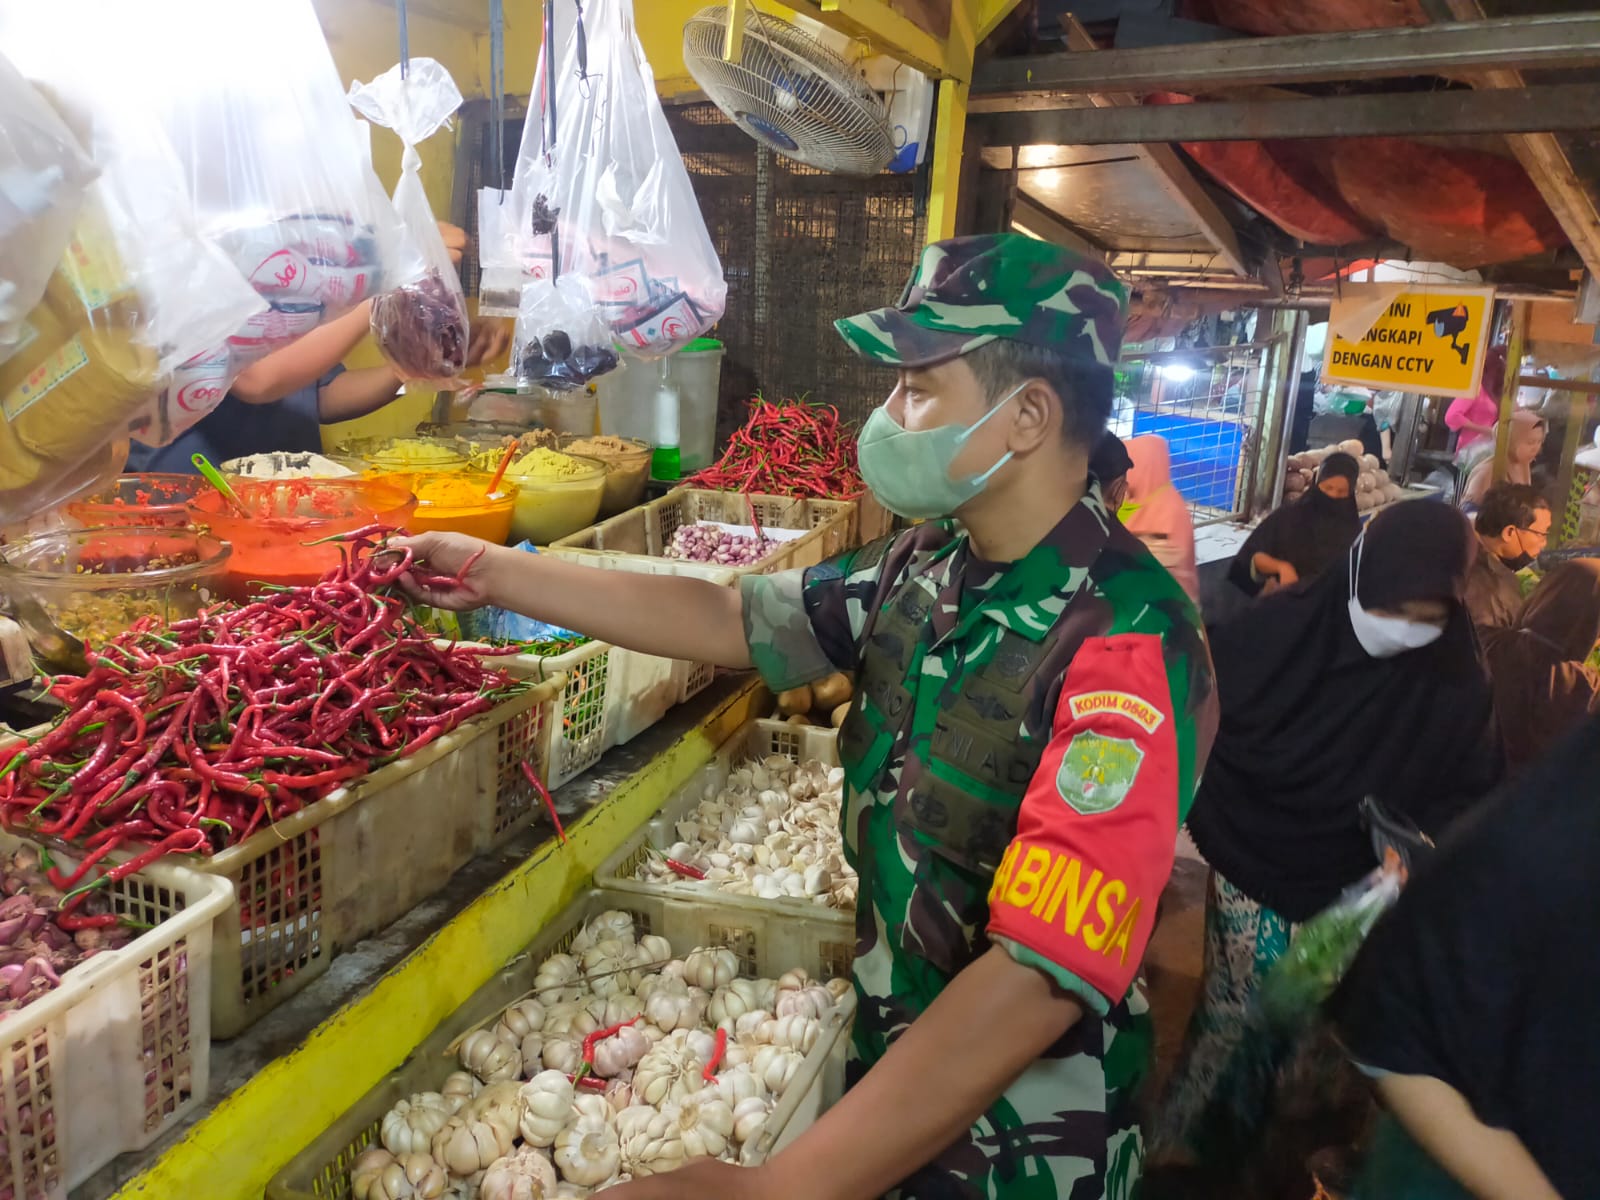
[0,528,527,899]
[684,397,864,499]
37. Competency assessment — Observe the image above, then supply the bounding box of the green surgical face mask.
[855,382,1025,519]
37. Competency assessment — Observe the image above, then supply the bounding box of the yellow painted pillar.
[926,77,970,243]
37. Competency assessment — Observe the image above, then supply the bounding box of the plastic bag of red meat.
[107,0,426,441]
[486,0,726,357]
[349,58,471,388]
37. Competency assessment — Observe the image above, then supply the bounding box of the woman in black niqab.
[1230,452,1362,596]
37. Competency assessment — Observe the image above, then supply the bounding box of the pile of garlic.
[630,754,857,911]
[350,910,851,1199]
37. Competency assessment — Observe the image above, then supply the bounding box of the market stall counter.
[73,674,766,1200]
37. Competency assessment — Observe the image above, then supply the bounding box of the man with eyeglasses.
[1466,482,1552,631]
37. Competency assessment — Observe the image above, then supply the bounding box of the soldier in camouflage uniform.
[398,234,1218,1200]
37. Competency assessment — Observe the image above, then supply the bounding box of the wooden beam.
[973,84,1600,143]
[1442,0,1600,287]
[1010,193,1105,259]
[1059,16,1249,280]
[975,12,1600,96]
[974,0,1024,44]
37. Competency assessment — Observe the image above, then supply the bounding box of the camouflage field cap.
[835,232,1128,369]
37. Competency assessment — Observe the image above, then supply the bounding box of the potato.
[786,713,814,727]
[776,685,814,716]
[831,702,851,728]
[1361,454,1381,472]
[811,672,853,710]
[1338,439,1366,457]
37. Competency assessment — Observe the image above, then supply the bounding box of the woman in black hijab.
[1331,717,1600,1200]
[1150,500,1503,1185]
[1230,452,1362,596]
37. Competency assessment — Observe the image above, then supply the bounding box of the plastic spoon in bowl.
[486,439,519,498]
[191,453,249,517]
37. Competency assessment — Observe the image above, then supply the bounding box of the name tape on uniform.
[1066,690,1165,733]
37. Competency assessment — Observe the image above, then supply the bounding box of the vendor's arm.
[231,302,376,405]
[1375,1074,1560,1200]
[317,365,403,423]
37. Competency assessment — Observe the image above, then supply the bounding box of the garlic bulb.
[634,934,672,967]
[666,1090,735,1159]
[481,1145,559,1200]
[731,1095,773,1145]
[570,910,636,956]
[494,998,547,1047]
[381,1092,453,1155]
[534,954,583,1004]
[633,1029,711,1107]
[540,1030,583,1076]
[774,970,834,1021]
[771,1013,821,1053]
[581,938,642,998]
[715,1064,765,1107]
[683,946,739,991]
[590,1023,650,1078]
[751,1044,804,1093]
[553,1110,622,1186]
[352,1148,449,1200]
[615,1106,687,1177]
[459,1028,523,1084]
[540,999,588,1035]
[472,1081,525,1135]
[733,1009,776,1044]
[440,1071,480,1112]
[585,993,644,1028]
[517,1071,575,1147]
[708,978,770,1026]
[642,976,709,1034]
[825,977,852,1002]
[431,1112,515,1177]
[602,1077,637,1115]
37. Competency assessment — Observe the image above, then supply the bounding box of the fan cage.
[683,6,893,176]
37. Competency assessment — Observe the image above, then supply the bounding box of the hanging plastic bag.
[109,0,425,440]
[349,58,471,388]
[0,52,96,355]
[0,3,264,523]
[513,276,619,389]
[492,0,726,360]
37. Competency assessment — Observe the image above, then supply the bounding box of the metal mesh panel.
[459,103,926,452]
[1113,342,1275,525]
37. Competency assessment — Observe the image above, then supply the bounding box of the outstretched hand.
[390,532,499,610]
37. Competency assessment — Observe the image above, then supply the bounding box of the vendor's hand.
[601,1159,778,1200]
[390,531,500,610]
[437,221,468,267]
[1275,563,1299,587]
[466,316,513,369]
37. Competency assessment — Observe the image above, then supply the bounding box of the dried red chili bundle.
[0,532,529,879]
[683,396,864,500]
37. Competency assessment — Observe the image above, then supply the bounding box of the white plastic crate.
[265,886,856,1200]
[596,720,852,930]
[0,831,232,1198]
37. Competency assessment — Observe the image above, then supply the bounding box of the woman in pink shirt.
[1444,347,1506,457]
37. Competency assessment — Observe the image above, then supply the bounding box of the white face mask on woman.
[1346,535,1447,659]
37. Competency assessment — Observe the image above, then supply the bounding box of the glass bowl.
[188,478,415,599]
[559,435,652,515]
[336,436,469,475]
[0,526,230,671]
[64,473,209,528]
[370,471,517,544]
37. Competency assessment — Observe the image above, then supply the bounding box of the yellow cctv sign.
[1323,285,1494,398]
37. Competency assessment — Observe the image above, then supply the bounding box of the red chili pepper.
[522,761,566,845]
[664,857,707,880]
[702,1027,728,1082]
[581,1015,640,1069]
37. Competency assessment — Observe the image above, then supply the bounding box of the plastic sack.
[349,58,470,388]
[0,3,264,523]
[513,276,620,389]
[489,0,725,357]
[458,542,586,644]
[114,0,425,440]
[0,52,95,355]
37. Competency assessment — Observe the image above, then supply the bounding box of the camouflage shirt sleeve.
[739,531,911,693]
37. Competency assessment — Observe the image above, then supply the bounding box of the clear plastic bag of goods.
[0,51,96,356]
[512,275,620,390]
[109,0,425,441]
[0,4,264,524]
[488,0,726,356]
[349,58,470,389]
